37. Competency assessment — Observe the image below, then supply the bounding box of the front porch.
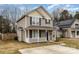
[25,30,53,43]
[70,29,79,38]
[63,28,79,38]
[58,28,79,38]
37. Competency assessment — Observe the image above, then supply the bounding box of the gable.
[28,10,42,18]
[71,19,79,28]
[28,7,51,19]
[37,7,51,19]
[17,6,52,23]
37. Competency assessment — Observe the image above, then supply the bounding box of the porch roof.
[26,26,53,30]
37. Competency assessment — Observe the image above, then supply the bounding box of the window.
[32,30,38,38]
[75,24,79,28]
[29,30,38,38]
[53,35,55,38]
[75,24,78,26]
[77,31,79,35]
[45,19,50,24]
[39,30,45,37]
[32,17,36,24]
[30,16,40,25]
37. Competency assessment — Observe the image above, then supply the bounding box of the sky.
[0,4,79,21]
[0,4,79,13]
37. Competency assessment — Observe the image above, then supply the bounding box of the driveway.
[19,45,79,54]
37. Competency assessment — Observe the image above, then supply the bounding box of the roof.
[26,26,53,30]
[57,19,75,28]
[17,6,52,22]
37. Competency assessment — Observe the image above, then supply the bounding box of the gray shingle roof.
[56,19,75,28]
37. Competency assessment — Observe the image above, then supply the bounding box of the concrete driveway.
[19,45,79,54]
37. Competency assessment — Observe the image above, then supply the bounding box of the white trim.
[24,30,26,42]
[28,30,29,42]
[38,29,39,42]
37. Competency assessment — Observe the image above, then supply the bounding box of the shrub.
[14,36,18,40]
[55,37,61,42]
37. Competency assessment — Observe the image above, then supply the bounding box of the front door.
[46,31,52,41]
[46,32,48,41]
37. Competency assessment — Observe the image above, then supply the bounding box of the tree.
[59,10,70,21]
[0,7,21,33]
[69,14,73,19]
[0,16,11,33]
[74,11,79,19]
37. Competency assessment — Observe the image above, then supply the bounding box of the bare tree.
[0,5,29,33]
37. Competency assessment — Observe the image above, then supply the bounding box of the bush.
[14,36,18,40]
[60,35,64,38]
[55,37,61,42]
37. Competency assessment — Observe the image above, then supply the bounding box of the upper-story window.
[75,24,79,26]
[45,19,50,24]
[30,16,40,26]
[75,24,79,28]
[77,31,79,35]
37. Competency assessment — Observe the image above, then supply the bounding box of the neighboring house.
[54,19,79,38]
[16,6,56,43]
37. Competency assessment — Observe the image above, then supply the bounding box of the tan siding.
[17,17,26,28]
[16,7,54,43]
[28,10,53,27]
[37,8,50,18]
[28,11,42,17]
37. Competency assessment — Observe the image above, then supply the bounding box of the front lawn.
[0,39,59,54]
[60,38,79,49]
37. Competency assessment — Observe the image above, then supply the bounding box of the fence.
[0,33,17,40]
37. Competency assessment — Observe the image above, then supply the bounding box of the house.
[16,6,56,43]
[54,19,79,38]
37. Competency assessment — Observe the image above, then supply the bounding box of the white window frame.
[32,17,39,25]
[77,31,79,35]
[75,24,79,28]
[32,30,38,38]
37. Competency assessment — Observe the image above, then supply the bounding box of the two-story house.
[16,6,55,43]
[54,19,79,38]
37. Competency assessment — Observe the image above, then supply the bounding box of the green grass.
[0,39,59,54]
[60,38,79,49]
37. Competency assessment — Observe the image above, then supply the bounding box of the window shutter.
[30,17,32,25]
[39,18,41,25]
[49,19,50,24]
[45,19,47,24]
[30,30,32,38]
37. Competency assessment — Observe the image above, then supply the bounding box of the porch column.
[28,30,29,38]
[70,31,72,38]
[69,29,72,38]
[75,30,77,38]
[38,29,39,42]
[45,30,47,41]
[28,30,30,42]
[24,30,26,41]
